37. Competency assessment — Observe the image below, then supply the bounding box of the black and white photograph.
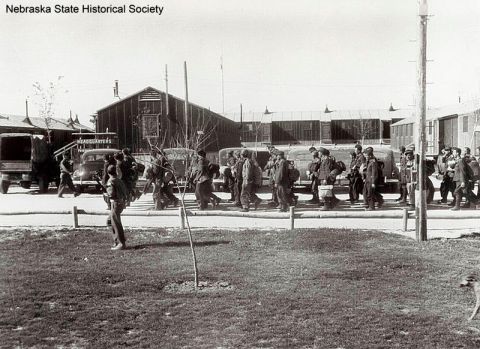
[1,0,480,347]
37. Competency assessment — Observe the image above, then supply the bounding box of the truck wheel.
[20,181,31,189]
[0,180,10,194]
[38,177,49,193]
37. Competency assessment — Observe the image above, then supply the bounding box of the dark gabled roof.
[96,86,234,123]
[0,113,94,132]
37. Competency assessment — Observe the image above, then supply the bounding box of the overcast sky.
[1,0,480,126]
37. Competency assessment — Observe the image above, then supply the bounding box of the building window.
[428,121,433,135]
[463,116,468,132]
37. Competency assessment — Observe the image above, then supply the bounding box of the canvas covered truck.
[0,133,58,194]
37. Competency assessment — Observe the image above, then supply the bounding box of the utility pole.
[184,61,189,149]
[415,0,428,241]
[221,55,225,115]
[165,64,169,118]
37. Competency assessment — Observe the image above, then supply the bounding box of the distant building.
[228,107,412,147]
[391,99,480,156]
[96,86,241,155]
[0,113,93,150]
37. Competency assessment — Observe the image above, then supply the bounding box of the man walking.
[307,151,321,204]
[233,150,245,208]
[193,150,211,210]
[363,147,384,210]
[224,150,236,201]
[437,146,455,204]
[451,148,476,210]
[349,144,366,204]
[275,151,290,212]
[264,148,279,207]
[106,164,128,250]
[240,149,261,212]
[58,153,80,198]
[316,147,337,210]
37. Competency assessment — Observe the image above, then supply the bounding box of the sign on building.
[142,114,160,138]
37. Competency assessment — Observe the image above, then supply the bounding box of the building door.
[439,116,458,148]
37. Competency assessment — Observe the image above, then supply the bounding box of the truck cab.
[0,133,58,193]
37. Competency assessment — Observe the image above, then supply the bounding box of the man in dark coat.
[106,164,129,250]
[58,153,80,198]
[264,149,279,207]
[224,150,236,201]
[396,145,408,203]
[307,151,321,204]
[348,144,366,204]
[451,148,477,210]
[275,151,290,212]
[437,146,455,204]
[363,147,384,210]
[240,149,261,212]
[316,147,337,210]
[232,150,245,207]
[193,150,211,210]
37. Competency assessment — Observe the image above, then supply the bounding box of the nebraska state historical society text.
[5,4,165,15]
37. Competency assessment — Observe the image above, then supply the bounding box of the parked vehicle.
[0,133,58,194]
[214,147,272,190]
[287,146,400,191]
[162,148,196,181]
[72,148,120,192]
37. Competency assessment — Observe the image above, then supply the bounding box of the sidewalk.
[0,186,478,240]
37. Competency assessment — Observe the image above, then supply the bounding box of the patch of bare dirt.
[163,280,233,294]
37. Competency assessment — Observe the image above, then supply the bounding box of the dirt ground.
[2,227,480,348]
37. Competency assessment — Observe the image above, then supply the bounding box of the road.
[0,182,478,240]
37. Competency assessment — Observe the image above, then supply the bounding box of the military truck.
[0,133,58,194]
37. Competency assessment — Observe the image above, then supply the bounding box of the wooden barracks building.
[0,113,93,150]
[96,86,241,154]
[228,106,413,147]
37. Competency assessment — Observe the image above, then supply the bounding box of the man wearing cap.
[58,152,80,198]
[240,149,261,212]
[193,150,211,210]
[403,148,416,209]
[264,149,279,207]
[348,144,366,204]
[316,147,337,210]
[363,147,384,210]
[232,150,245,207]
[307,150,321,204]
[106,164,128,250]
[274,151,290,212]
[437,146,455,204]
[451,148,477,210]
[396,146,408,203]
[224,150,236,201]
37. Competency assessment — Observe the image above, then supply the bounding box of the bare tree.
[32,76,68,143]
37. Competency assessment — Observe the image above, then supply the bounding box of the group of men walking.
[434,146,479,210]
[396,145,480,211]
[345,144,384,210]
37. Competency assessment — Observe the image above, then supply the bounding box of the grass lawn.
[1,227,480,348]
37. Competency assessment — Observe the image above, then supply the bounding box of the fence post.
[402,208,408,232]
[290,206,295,230]
[72,206,79,228]
[178,207,185,229]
